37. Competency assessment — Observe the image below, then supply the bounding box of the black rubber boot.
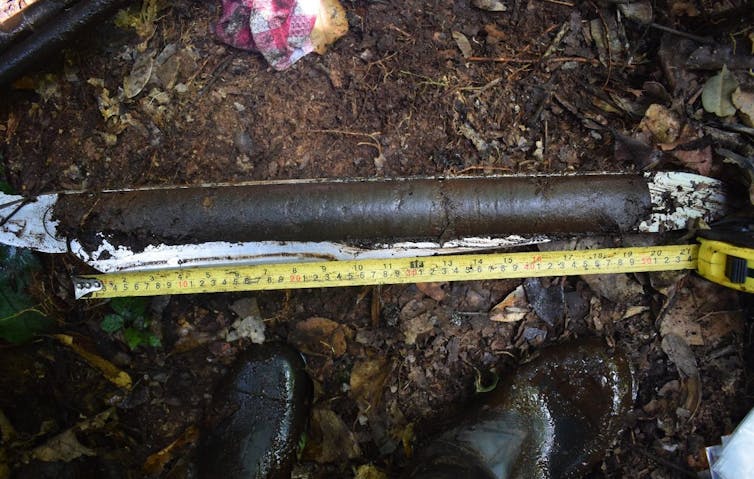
[404,339,634,479]
[196,343,312,479]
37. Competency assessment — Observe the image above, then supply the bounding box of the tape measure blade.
[74,244,699,299]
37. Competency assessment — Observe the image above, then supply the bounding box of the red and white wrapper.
[215,0,319,70]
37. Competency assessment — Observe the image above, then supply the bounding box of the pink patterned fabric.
[215,0,318,70]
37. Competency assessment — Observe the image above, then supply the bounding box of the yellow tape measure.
[72,239,754,299]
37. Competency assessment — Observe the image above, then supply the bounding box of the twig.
[199,54,234,96]
[469,55,601,66]
[589,0,613,87]
[648,22,715,45]
[633,447,698,478]
[454,165,514,175]
[0,198,32,227]
[362,52,397,88]
[548,56,600,64]
[468,56,537,63]
[0,306,46,322]
[543,20,570,58]
[308,129,383,157]
[387,24,413,41]
[538,0,575,6]
[0,198,25,210]
[461,77,503,99]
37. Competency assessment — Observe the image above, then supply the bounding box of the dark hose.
[0,0,80,51]
[0,0,129,87]
[54,175,652,251]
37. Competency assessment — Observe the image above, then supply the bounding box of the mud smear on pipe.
[53,175,652,252]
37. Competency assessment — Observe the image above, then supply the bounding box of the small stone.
[233,131,255,156]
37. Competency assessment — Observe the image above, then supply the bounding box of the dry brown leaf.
[31,430,96,463]
[452,31,473,58]
[648,270,687,296]
[660,311,704,346]
[124,52,154,99]
[732,87,754,127]
[622,305,649,319]
[618,0,652,24]
[660,333,701,416]
[660,124,712,175]
[472,0,507,11]
[143,426,199,475]
[350,357,391,412]
[402,313,436,345]
[303,408,361,463]
[354,464,388,479]
[581,273,643,305]
[289,317,350,357]
[416,282,447,302]
[702,65,738,117]
[640,104,681,144]
[670,1,699,16]
[311,0,348,55]
[30,408,115,463]
[697,310,744,345]
[489,285,529,322]
[658,275,740,346]
[672,145,712,176]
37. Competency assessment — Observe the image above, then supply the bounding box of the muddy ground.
[1,0,754,477]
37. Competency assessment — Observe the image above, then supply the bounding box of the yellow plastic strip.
[697,238,754,293]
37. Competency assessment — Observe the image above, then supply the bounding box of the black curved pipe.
[0,0,129,87]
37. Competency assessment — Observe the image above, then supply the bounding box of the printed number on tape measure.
[73,245,698,299]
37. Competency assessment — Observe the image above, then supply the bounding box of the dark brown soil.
[1,0,753,478]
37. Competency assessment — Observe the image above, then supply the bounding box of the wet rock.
[523,278,564,326]
[498,340,634,478]
[197,343,312,479]
[405,340,633,479]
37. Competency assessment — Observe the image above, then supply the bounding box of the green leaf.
[473,368,500,393]
[123,327,145,350]
[702,65,739,117]
[123,327,161,350]
[0,246,49,343]
[100,314,125,334]
[0,162,12,194]
[146,334,161,348]
[0,179,12,194]
[109,297,147,319]
[0,307,51,343]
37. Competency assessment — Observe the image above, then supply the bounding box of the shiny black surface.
[197,343,312,479]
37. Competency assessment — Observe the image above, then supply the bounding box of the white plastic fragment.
[709,407,754,479]
[71,236,551,273]
[0,192,66,253]
[640,171,729,233]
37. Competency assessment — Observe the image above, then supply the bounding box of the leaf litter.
[1,0,753,477]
